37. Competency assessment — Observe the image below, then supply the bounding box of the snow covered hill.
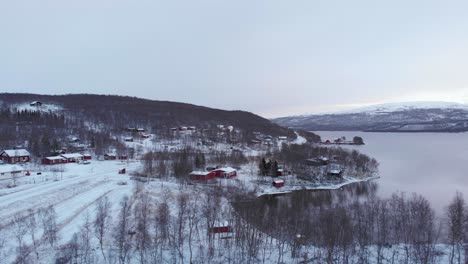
[273,101,468,132]
[336,101,468,114]
[0,93,295,139]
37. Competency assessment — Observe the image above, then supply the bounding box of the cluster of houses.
[124,128,151,141]
[322,136,362,145]
[304,156,343,177]
[42,153,92,165]
[104,153,128,160]
[190,166,237,180]
[126,127,146,133]
[250,132,289,146]
[170,126,197,132]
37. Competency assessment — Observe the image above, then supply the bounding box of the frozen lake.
[315,131,468,214]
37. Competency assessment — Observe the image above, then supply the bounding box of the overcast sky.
[2,1,468,118]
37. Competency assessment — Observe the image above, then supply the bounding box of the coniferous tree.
[271,160,279,177]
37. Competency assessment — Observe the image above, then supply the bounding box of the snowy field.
[0,161,142,262]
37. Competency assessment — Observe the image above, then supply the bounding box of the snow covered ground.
[229,163,379,197]
[0,158,458,263]
[10,102,63,113]
[0,160,141,262]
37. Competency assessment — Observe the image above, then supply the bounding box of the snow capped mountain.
[272,101,468,132]
[337,101,468,114]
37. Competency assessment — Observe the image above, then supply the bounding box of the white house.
[0,164,25,180]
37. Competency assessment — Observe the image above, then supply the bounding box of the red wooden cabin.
[272,179,285,188]
[209,226,232,234]
[212,167,237,178]
[42,156,68,165]
[190,171,216,180]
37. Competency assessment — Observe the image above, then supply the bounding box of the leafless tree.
[94,196,111,263]
[153,200,170,263]
[0,225,5,263]
[143,151,154,176]
[55,234,79,264]
[26,209,40,262]
[446,192,466,264]
[157,160,168,178]
[114,196,133,264]
[134,191,152,264]
[187,194,201,264]
[13,212,29,263]
[171,194,189,262]
[39,205,58,248]
[408,194,437,264]
[79,212,97,264]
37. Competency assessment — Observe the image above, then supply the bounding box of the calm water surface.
[315,131,468,214]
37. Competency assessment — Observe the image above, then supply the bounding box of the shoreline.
[256,175,380,197]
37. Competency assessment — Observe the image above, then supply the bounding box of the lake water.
[315,131,468,214]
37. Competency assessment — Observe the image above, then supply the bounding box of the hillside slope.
[0,93,295,138]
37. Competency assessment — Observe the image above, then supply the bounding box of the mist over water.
[315,131,468,214]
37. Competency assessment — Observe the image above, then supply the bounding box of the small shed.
[209,225,232,234]
[272,179,285,188]
[190,170,216,180]
[30,101,43,107]
[83,154,92,160]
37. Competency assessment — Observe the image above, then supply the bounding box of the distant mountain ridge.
[273,101,468,132]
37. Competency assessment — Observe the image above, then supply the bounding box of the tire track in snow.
[0,179,110,229]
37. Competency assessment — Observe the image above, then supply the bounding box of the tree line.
[3,183,468,263]
[274,143,379,179]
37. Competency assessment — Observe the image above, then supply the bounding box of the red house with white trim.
[0,149,30,164]
[104,153,117,160]
[212,167,237,178]
[42,156,68,165]
[190,170,216,180]
[272,179,285,188]
[60,153,84,163]
[209,226,232,234]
